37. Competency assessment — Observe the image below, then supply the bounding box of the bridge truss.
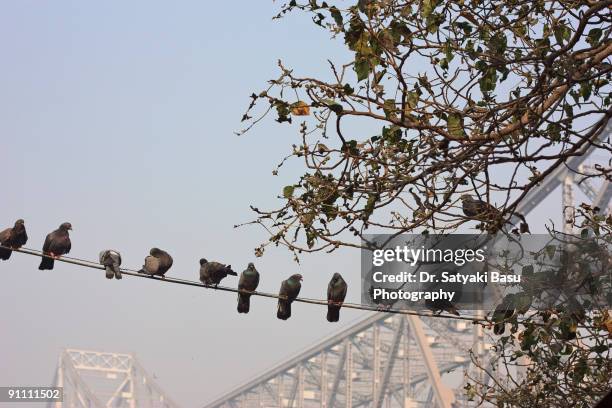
[204,121,610,408]
[50,348,180,408]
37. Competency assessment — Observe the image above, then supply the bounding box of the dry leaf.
[291,101,311,116]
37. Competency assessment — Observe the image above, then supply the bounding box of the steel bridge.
[204,313,482,408]
[50,348,180,408]
[203,121,611,408]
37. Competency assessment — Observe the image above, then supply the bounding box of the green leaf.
[553,22,570,44]
[455,21,472,35]
[354,57,370,81]
[522,264,534,276]
[405,91,419,113]
[329,6,343,26]
[283,185,295,199]
[420,0,434,18]
[447,113,465,137]
[479,68,498,93]
[323,99,343,114]
[547,122,561,141]
[587,28,602,46]
[488,32,507,55]
[580,82,592,101]
[383,99,396,119]
[363,193,379,217]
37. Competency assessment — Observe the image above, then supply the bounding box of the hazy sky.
[0,2,576,407]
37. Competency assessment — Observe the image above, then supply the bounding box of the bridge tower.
[50,348,180,408]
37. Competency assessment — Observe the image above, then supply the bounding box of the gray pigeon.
[425,298,460,316]
[0,219,28,261]
[199,259,237,287]
[99,250,122,280]
[39,222,72,270]
[492,303,514,335]
[461,195,501,221]
[237,262,260,314]
[461,195,530,233]
[139,248,173,277]
[327,273,347,322]
[368,285,397,310]
[277,274,303,320]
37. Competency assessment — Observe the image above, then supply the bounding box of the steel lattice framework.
[204,313,484,408]
[203,122,611,408]
[50,348,180,408]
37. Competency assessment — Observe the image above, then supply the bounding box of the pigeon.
[461,195,531,233]
[368,285,397,310]
[237,262,260,314]
[277,274,303,320]
[139,248,173,277]
[425,298,460,316]
[99,250,122,280]
[461,195,501,221]
[39,222,72,270]
[199,259,237,287]
[327,273,347,322]
[0,219,28,261]
[492,294,516,335]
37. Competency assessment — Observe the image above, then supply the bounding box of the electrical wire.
[1,244,587,329]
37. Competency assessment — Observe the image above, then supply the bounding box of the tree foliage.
[239,0,612,405]
[239,0,611,257]
[467,207,612,407]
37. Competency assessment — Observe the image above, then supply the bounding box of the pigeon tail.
[277,300,291,320]
[0,247,12,261]
[237,293,251,314]
[105,266,114,279]
[327,305,341,322]
[447,306,460,316]
[226,269,238,276]
[39,256,55,270]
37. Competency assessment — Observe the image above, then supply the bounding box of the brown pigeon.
[39,222,72,270]
[139,248,173,277]
[0,219,28,261]
[199,259,237,287]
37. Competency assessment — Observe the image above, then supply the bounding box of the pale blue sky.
[0,2,575,407]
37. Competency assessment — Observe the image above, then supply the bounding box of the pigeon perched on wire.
[0,219,28,261]
[139,248,173,278]
[99,250,122,280]
[368,285,397,311]
[277,274,303,320]
[327,273,347,322]
[425,298,460,316]
[39,222,72,270]
[199,259,237,287]
[237,262,260,314]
